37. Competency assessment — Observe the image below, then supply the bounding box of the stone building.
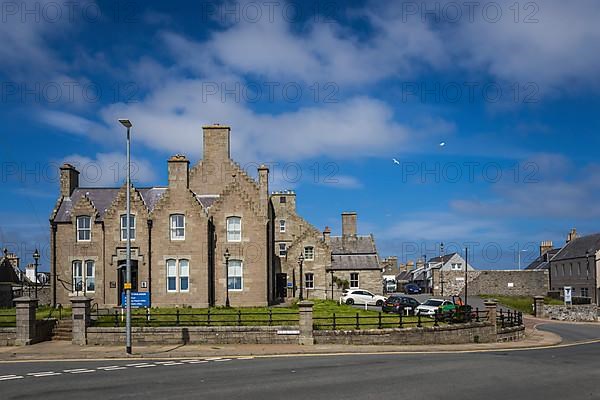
[50,124,389,308]
[50,125,273,308]
[549,232,600,304]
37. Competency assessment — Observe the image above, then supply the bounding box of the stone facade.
[542,304,599,322]
[431,270,480,297]
[466,270,549,297]
[50,125,272,308]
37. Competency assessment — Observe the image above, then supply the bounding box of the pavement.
[0,326,599,399]
[2,316,598,362]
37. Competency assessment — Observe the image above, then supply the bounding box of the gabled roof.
[0,256,21,284]
[552,233,600,262]
[525,248,562,270]
[53,187,167,222]
[330,235,377,255]
[427,253,457,264]
[195,195,219,209]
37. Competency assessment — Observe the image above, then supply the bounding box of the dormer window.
[76,216,91,242]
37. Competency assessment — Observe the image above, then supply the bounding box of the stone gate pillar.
[533,296,545,318]
[14,296,38,346]
[298,301,314,345]
[71,296,92,345]
[484,300,498,335]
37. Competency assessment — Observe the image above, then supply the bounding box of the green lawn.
[480,295,562,315]
[92,300,436,329]
[0,306,71,327]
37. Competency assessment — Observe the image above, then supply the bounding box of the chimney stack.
[167,154,190,190]
[566,228,578,243]
[323,226,331,244]
[258,164,269,215]
[539,240,553,257]
[341,212,357,237]
[202,124,231,161]
[60,163,79,197]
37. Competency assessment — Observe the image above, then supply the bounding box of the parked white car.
[414,298,453,316]
[340,289,386,306]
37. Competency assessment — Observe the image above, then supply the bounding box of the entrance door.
[117,261,138,306]
[276,273,287,299]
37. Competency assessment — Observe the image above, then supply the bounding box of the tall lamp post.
[464,247,468,306]
[517,249,527,270]
[118,118,133,355]
[298,253,305,301]
[224,248,231,307]
[32,249,40,299]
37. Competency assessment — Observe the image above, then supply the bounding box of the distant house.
[549,231,600,304]
[411,253,474,293]
[526,242,562,271]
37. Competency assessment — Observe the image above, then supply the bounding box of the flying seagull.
[392,158,400,165]
[439,142,446,147]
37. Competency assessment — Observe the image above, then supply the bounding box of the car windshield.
[387,296,402,301]
[423,300,443,306]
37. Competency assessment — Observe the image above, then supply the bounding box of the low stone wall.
[497,326,525,342]
[0,328,16,345]
[87,325,301,345]
[543,304,599,322]
[313,322,495,345]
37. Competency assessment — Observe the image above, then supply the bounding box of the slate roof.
[427,253,457,265]
[0,256,21,284]
[552,233,600,261]
[525,248,561,270]
[329,235,377,255]
[395,271,412,282]
[330,255,381,270]
[54,187,168,222]
[195,195,219,209]
[328,235,381,271]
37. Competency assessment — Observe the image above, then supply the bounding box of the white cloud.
[61,152,158,187]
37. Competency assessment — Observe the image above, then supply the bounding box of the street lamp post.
[298,253,305,301]
[464,247,468,306]
[118,118,133,355]
[33,249,40,299]
[330,270,334,300]
[518,249,527,270]
[224,248,231,307]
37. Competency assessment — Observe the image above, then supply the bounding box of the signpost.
[121,292,150,308]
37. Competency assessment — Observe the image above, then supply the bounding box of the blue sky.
[2,0,600,270]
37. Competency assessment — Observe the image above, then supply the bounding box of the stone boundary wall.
[313,322,496,345]
[87,325,301,345]
[543,304,599,322]
[467,270,548,297]
[497,326,525,342]
[0,328,16,346]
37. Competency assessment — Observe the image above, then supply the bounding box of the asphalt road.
[1,323,598,400]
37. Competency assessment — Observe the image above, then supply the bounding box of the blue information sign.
[121,292,150,308]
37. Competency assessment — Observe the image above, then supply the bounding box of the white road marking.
[205,357,222,360]
[63,368,90,372]
[127,363,151,367]
[185,360,209,364]
[159,362,184,366]
[68,369,95,374]
[213,359,232,362]
[29,372,61,377]
[0,375,24,381]
[134,364,156,368]
[237,357,254,360]
[98,366,126,371]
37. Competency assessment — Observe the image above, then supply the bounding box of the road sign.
[564,287,572,304]
[287,282,293,288]
[121,292,150,308]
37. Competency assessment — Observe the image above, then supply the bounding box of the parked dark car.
[382,295,420,315]
[403,283,422,294]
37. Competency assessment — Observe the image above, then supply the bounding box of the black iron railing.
[313,309,489,330]
[92,309,299,328]
[497,309,523,329]
[0,309,16,327]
